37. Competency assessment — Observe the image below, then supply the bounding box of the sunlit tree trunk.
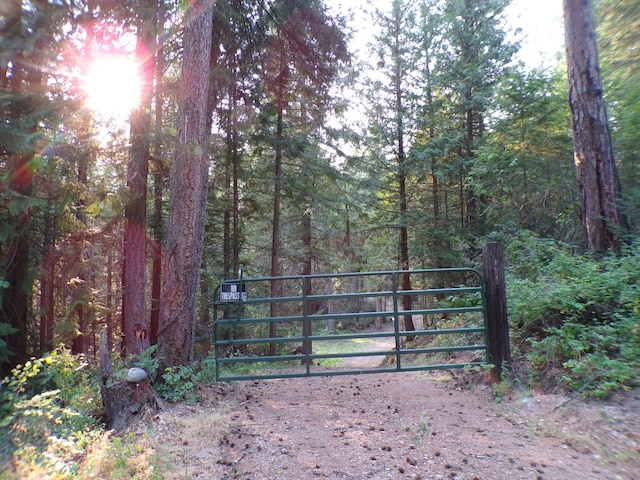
[563,0,629,251]
[158,0,214,370]
[123,2,156,355]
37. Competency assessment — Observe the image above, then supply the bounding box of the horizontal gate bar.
[216,362,488,382]
[215,306,485,326]
[218,286,483,306]
[214,327,486,347]
[216,344,487,365]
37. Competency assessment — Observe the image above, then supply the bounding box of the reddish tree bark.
[150,2,167,347]
[123,2,156,355]
[157,0,214,370]
[563,0,629,251]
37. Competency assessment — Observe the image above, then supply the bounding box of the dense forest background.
[1,0,640,475]
[1,0,639,387]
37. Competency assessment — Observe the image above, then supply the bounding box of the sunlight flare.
[83,56,142,119]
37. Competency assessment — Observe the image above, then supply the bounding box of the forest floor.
[132,330,640,480]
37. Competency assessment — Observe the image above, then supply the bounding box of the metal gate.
[213,268,489,381]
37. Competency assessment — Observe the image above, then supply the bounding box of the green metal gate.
[213,268,489,381]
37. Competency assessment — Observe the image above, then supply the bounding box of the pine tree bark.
[1,2,43,373]
[157,0,214,370]
[392,10,415,333]
[563,0,628,251]
[301,206,313,358]
[123,2,156,355]
[269,33,286,356]
[150,2,167,347]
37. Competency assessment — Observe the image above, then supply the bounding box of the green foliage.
[0,317,16,365]
[0,348,102,477]
[507,232,640,398]
[134,345,160,383]
[154,352,222,403]
[155,363,200,403]
[100,432,164,480]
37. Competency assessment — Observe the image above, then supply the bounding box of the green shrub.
[134,345,160,383]
[0,348,103,477]
[155,363,202,403]
[506,233,640,398]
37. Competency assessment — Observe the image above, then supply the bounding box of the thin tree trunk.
[150,2,166,347]
[72,149,89,355]
[222,92,233,278]
[301,205,313,358]
[2,157,32,372]
[269,35,286,356]
[223,159,232,277]
[563,0,628,251]
[393,20,415,333]
[232,121,241,275]
[106,253,114,350]
[39,206,55,353]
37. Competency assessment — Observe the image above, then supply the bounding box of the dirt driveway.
[145,369,640,480]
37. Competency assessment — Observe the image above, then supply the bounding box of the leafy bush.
[155,363,200,403]
[134,345,160,383]
[0,348,103,477]
[506,232,640,397]
[133,346,218,403]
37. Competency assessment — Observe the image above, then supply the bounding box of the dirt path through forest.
[144,365,640,480]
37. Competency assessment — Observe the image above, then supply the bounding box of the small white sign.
[220,282,248,302]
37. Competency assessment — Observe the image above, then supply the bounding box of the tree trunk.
[223,158,232,277]
[327,280,336,333]
[232,120,241,276]
[563,0,629,251]
[157,0,214,371]
[106,253,114,350]
[39,207,56,354]
[72,146,89,355]
[1,7,42,372]
[301,206,313,358]
[150,2,166,347]
[123,3,156,355]
[393,20,415,333]
[1,170,31,374]
[269,34,286,357]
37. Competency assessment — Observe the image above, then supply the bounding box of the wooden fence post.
[482,242,511,380]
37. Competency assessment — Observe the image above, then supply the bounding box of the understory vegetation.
[506,233,640,399]
[1,232,639,478]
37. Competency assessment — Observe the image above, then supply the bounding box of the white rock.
[126,367,148,383]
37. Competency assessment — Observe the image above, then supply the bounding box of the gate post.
[482,242,511,381]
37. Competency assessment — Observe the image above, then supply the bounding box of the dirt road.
[145,370,639,480]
